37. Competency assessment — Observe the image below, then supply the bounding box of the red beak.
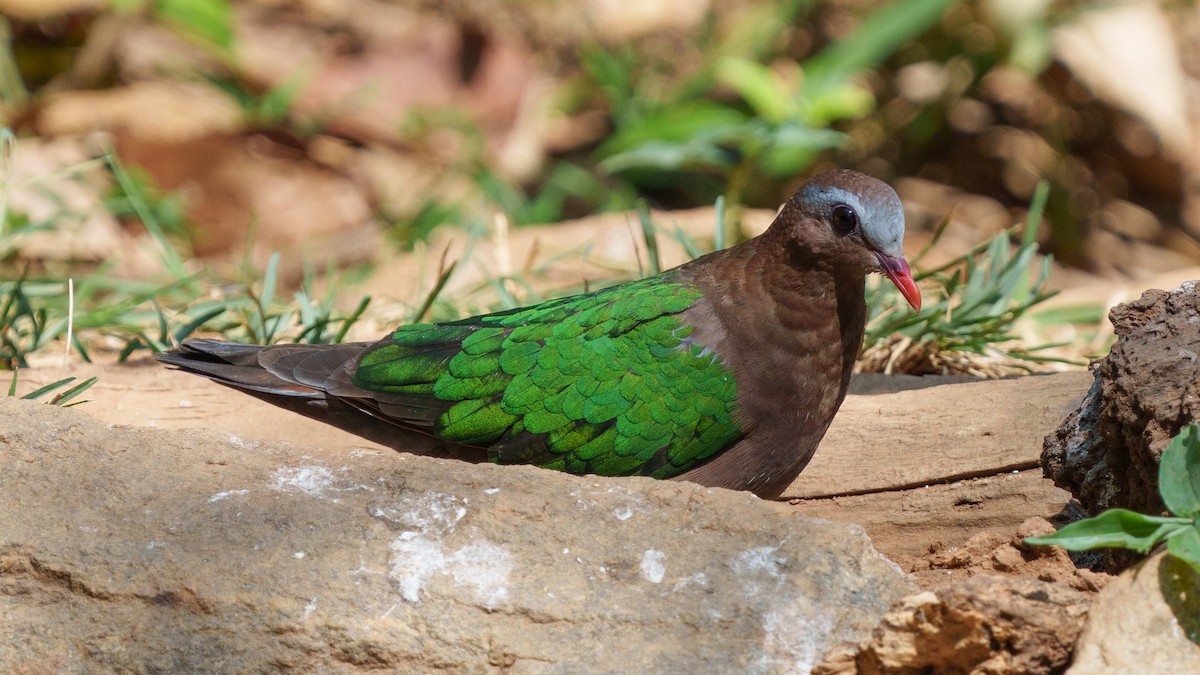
[875,252,921,312]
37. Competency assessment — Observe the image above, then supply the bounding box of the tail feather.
[155,340,321,397]
[254,342,370,392]
[155,339,470,457]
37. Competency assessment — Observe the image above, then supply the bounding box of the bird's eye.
[831,205,859,236]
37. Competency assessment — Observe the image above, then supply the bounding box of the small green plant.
[205,70,310,129]
[112,0,234,54]
[0,269,62,368]
[0,131,373,361]
[593,0,953,241]
[389,109,633,248]
[859,181,1065,375]
[7,369,97,406]
[214,253,372,346]
[1026,423,1200,575]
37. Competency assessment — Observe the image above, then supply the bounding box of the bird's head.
[783,169,921,311]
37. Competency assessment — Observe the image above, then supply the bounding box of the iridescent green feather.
[353,274,742,477]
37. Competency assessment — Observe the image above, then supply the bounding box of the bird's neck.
[684,230,867,377]
[677,231,868,497]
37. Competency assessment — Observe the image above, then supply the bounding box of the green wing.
[353,275,741,478]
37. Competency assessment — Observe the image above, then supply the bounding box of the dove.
[158,170,920,498]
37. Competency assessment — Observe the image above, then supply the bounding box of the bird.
[157,170,920,499]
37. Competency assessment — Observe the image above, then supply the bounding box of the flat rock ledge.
[0,398,912,673]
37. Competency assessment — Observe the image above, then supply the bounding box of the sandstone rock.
[909,517,1108,593]
[1043,283,1200,516]
[17,363,1091,581]
[0,398,913,673]
[788,372,1088,574]
[791,472,1076,585]
[815,575,1091,675]
[18,367,1090,507]
[1068,551,1200,674]
[790,371,1093,499]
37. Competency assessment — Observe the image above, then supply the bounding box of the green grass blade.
[1023,180,1049,249]
[412,259,457,324]
[713,195,726,252]
[333,295,371,344]
[670,224,705,260]
[636,200,661,276]
[21,376,76,401]
[259,252,280,315]
[70,332,91,363]
[52,376,97,406]
[173,306,227,344]
[104,147,187,278]
[0,127,13,242]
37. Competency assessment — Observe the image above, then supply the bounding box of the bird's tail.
[156,339,465,456]
[156,339,394,445]
[156,339,363,398]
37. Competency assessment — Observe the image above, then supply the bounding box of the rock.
[17,364,1092,585]
[790,371,1093,499]
[18,368,1091,506]
[907,517,1108,593]
[1043,283,1200,516]
[0,398,913,673]
[791,472,1075,583]
[1068,551,1200,673]
[815,575,1091,675]
[787,372,1089,575]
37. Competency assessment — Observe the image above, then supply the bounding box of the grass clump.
[858,181,1068,376]
[0,134,373,374]
[7,369,96,406]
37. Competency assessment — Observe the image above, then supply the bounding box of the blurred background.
[1,0,1198,379]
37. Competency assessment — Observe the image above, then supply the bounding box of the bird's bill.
[875,252,921,312]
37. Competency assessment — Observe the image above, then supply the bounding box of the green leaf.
[802,0,952,100]
[600,140,733,174]
[256,71,308,124]
[157,0,234,52]
[802,83,876,126]
[582,48,637,124]
[1024,509,1192,554]
[1161,423,1200,518]
[758,124,846,176]
[716,57,789,123]
[1167,524,1200,576]
[598,103,747,156]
